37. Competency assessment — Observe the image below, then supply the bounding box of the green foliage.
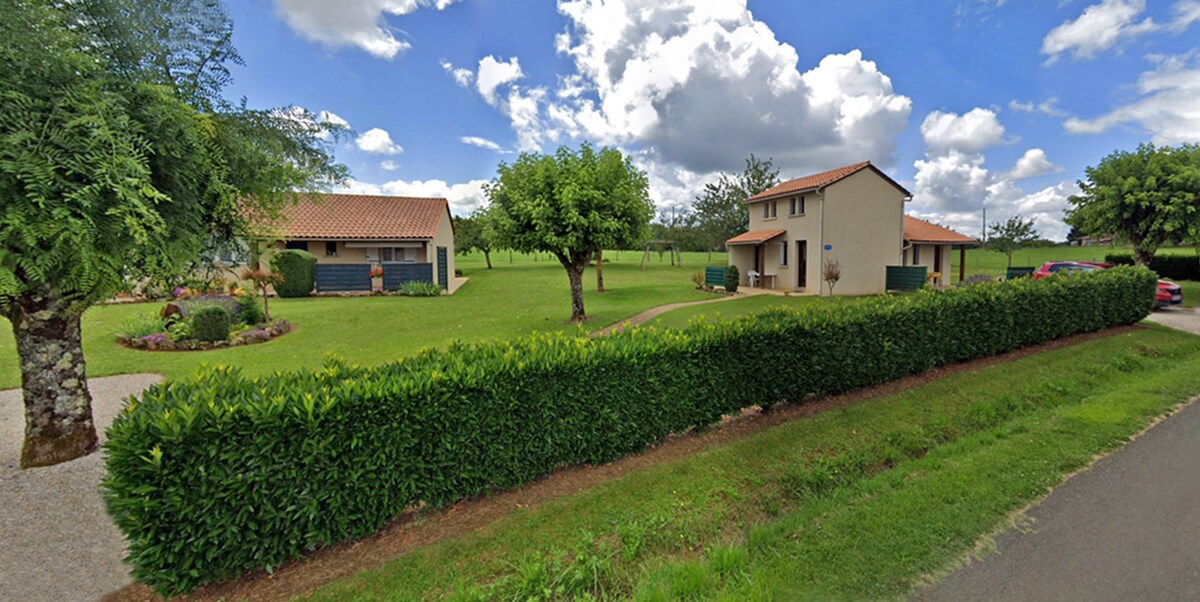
[487,143,654,319]
[102,268,1154,595]
[985,215,1040,267]
[271,249,316,298]
[1105,253,1200,281]
[236,293,264,325]
[166,319,192,342]
[724,264,740,293]
[1066,143,1200,265]
[189,306,230,342]
[115,315,166,339]
[455,207,501,268]
[398,281,443,297]
[691,154,780,251]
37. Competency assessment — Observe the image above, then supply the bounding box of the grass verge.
[293,325,1200,601]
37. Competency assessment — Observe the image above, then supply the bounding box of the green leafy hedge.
[103,267,1156,595]
[270,249,317,297]
[189,306,230,342]
[1105,253,1200,281]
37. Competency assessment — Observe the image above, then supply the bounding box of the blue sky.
[226,0,1200,239]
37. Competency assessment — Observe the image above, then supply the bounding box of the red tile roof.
[726,229,787,245]
[903,216,978,244]
[745,161,910,202]
[262,194,450,240]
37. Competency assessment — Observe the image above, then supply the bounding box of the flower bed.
[122,319,292,351]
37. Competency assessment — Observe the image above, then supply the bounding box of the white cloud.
[274,0,459,59]
[1042,0,1200,63]
[920,108,1007,156]
[337,177,489,214]
[272,106,351,141]
[476,56,524,105]
[379,160,399,171]
[355,127,404,155]
[911,109,1073,240]
[1064,52,1200,143]
[1008,148,1063,180]
[440,60,474,87]
[1008,97,1066,116]
[459,136,505,152]
[449,1,911,177]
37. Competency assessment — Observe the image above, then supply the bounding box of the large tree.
[986,215,1040,267]
[486,144,653,321]
[1066,143,1200,266]
[691,154,780,251]
[0,0,345,467]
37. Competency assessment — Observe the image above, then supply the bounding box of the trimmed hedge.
[189,306,231,342]
[103,267,1156,595]
[271,249,317,297]
[1105,253,1200,281]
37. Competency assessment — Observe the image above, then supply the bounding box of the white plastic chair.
[747,270,760,288]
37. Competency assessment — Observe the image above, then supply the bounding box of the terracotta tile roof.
[726,229,787,245]
[262,194,450,240]
[903,216,978,244]
[745,161,910,202]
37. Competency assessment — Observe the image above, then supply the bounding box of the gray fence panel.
[315,264,371,292]
[382,263,433,290]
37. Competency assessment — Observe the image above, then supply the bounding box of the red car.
[1032,261,1183,308]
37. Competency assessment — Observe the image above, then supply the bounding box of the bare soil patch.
[105,325,1140,602]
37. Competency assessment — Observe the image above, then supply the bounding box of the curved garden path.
[593,288,778,336]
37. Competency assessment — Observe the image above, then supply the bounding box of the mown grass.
[645,293,868,331]
[0,251,724,389]
[300,325,1200,601]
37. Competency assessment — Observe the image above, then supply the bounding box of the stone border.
[118,320,294,352]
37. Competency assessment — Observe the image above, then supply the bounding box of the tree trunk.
[567,266,586,321]
[1133,246,1156,267]
[484,250,493,269]
[8,295,98,468]
[596,249,605,292]
[261,286,271,322]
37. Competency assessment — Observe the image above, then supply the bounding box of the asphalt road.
[918,397,1200,602]
[1145,306,1200,335]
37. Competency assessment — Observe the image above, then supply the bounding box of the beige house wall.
[735,168,905,295]
[903,243,953,286]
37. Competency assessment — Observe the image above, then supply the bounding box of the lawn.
[0,251,726,390]
[295,325,1200,601]
[645,293,870,330]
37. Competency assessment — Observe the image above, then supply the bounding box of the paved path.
[1145,306,1200,335]
[593,287,779,336]
[1,374,161,602]
[919,397,1200,602]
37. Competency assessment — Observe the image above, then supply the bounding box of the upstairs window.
[763,201,777,219]
[790,196,805,216]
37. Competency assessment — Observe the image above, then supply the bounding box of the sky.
[225,0,1200,240]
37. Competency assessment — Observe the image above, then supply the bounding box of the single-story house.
[256,193,456,293]
[726,161,909,295]
[902,216,979,286]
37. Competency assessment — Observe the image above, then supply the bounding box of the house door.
[436,246,448,288]
[934,246,943,282]
[797,240,807,288]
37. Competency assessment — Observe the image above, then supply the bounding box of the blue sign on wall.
[824,244,832,251]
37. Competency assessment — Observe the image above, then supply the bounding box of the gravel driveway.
[1,374,162,602]
[1145,306,1200,335]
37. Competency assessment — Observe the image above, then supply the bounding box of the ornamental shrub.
[724,264,739,292]
[103,267,1156,595]
[271,249,317,297]
[189,306,231,342]
[236,293,264,325]
[398,280,442,297]
[1105,253,1200,281]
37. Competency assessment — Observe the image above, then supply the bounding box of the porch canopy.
[902,216,979,282]
[726,229,786,246]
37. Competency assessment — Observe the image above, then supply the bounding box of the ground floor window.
[780,240,788,267]
[380,247,418,263]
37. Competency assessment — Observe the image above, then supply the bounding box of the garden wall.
[103,267,1157,595]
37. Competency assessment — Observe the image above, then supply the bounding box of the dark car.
[1032,261,1183,308]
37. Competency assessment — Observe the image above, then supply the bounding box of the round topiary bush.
[724,264,739,293]
[271,249,317,298]
[191,306,231,342]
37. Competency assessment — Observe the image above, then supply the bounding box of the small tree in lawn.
[823,258,842,296]
[486,144,654,321]
[455,207,499,269]
[986,215,1040,267]
[241,269,283,322]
